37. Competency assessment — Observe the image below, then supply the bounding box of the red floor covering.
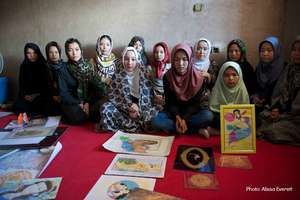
[1,115,300,200]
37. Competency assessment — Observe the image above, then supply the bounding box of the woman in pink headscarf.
[151,43,213,137]
[147,42,171,109]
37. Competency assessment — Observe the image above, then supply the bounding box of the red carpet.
[1,115,300,200]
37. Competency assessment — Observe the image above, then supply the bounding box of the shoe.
[198,128,210,139]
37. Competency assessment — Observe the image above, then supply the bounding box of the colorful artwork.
[184,172,219,190]
[107,180,139,199]
[120,136,160,153]
[84,175,156,200]
[103,131,174,156]
[121,188,182,200]
[0,143,61,185]
[5,127,55,139]
[174,145,215,173]
[217,155,253,169]
[5,118,47,129]
[0,177,62,200]
[221,104,256,154]
[105,154,167,178]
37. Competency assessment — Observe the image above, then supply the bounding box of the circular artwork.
[180,147,209,169]
[189,174,212,187]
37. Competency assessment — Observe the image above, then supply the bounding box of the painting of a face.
[107,180,139,199]
[174,50,189,75]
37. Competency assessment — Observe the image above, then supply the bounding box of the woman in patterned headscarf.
[100,47,159,132]
[227,39,256,95]
[258,38,300,146]
[94,35,120,86]
[251,36,284,112]
[65,38,105,122]
[151,43,213,137]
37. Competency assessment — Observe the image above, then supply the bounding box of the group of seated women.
[11,35,300,145]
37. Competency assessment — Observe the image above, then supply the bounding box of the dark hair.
[45,41,61,60]
[99,35,112,44]
[233,109,241,115]
[24,43,46,64]
[259,41,274,52]
[291,39,300,51]
[128,36,145,47]
[64,38,82,56]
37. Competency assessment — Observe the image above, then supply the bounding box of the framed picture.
[220,104,256,154]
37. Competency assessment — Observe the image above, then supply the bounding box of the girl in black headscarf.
[13,43,55,116]
[46,41,86,124]
[128,36,149,66]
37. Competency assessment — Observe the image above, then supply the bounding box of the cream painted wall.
[0,0,289,100]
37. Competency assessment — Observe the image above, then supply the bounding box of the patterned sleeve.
[108,72,133,114]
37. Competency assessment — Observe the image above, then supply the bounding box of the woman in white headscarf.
[192,38,219,88]
[100,47,159,132]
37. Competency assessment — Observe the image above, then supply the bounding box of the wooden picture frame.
[220,104,256,154]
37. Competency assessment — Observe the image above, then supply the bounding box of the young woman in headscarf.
[257,38,300,146]
[227,39,256,95]
[146,42,171,110]
[65,38,105,122]
[13,43,55,117]
[128,36,149,66]
[46,41,87,124]
[93,34,120,86]
[251,36,284,113]
[192,38,219,88]
[151,43,213,137]
[100,47,159,132]
[209,61,249,132]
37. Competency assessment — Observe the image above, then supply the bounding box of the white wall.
[0,0,289,100]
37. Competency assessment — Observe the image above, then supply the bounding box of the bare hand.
[83,103,89,116]
[154,94,165,105]
[176,115,188,134]
[128,103,140,119]
[24,93,39,102]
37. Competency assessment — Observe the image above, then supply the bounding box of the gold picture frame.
[220,104,256,154]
